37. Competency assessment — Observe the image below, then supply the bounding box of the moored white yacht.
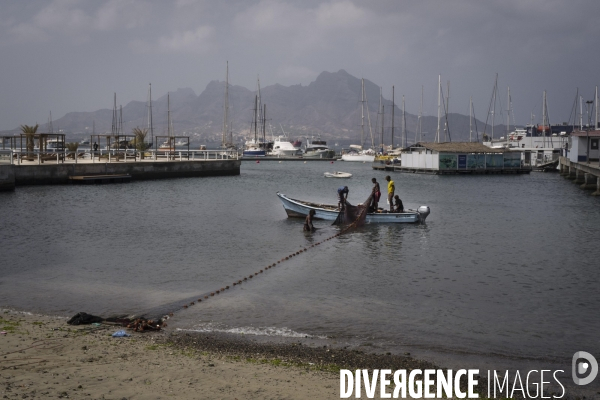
[341,145,376,162]
[303,137,335,159]
[270,135,302,156]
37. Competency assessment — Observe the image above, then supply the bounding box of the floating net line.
[68,194,375,331]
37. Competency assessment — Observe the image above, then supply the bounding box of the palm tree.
[132,127,149,159]
[20,124,38,157]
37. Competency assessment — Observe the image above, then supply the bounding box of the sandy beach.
[1,310,345,399]
[1,309,467,400]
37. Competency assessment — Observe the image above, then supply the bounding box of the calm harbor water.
[1,161,599,388]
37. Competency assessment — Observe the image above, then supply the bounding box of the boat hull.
[276,192,427,223]
[303,150,336,159]
[243,150,266,157]
[324,171,352,178]
[341,153,375,162]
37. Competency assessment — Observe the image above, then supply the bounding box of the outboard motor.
[417,206,430,223]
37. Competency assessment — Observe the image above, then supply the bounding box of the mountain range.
[4,70,509,146]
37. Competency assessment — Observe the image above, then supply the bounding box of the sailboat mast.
[402,95,406,148]
[222,61,229,147]
[263,104,266,148]
[491,74,497,142]
[594,86,598,130]
[469,96,473,142]
[436,75,441,143]
[543,91,547,148]
[148,84,154,147]
[444,81,450,142]
[167,93,170,137]
[507,86,510,146]
[419,85,423,142]
[257,77,263,135]
[112,93,117,136]
[381,105,384,152]
[378,87,383,151]
[579,95,583,131]
[254,95,258,142]
[361,78,365,149]
[391,86,395,149]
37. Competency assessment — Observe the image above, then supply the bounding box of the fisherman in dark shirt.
[393,195,404,213]
[304,209,316,232]
[337,186,349,211]
[370,178,381,212]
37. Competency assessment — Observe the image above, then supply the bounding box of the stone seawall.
[0,165,15,191]
[0,160,240,190]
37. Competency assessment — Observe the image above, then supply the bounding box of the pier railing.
[0,149,239,165]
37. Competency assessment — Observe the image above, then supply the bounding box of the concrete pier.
[581,173,597,190]
[594,176,600,196]
[559,156,600,196]
[574,169,586,184]
[0,158,240,190]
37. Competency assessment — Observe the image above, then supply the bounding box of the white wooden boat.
[276,192,430,224]
[324,171,352,178]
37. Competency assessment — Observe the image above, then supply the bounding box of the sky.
[1,0,599,132]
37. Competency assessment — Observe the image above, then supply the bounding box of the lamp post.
[586,100,593,163]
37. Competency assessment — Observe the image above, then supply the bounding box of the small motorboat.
[276,192,430,224]
[324,171,352,178]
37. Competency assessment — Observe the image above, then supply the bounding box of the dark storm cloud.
[0,0,598,131]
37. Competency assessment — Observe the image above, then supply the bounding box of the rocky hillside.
[5,70,506,146]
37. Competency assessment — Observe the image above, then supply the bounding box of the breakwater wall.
[0,159,240,191]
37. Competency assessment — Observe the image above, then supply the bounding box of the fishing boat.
[324,171,352,178]
[276,192,430,223]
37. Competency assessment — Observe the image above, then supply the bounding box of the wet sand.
[0,310,493,400]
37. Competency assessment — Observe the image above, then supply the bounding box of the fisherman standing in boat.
[385,175,395,212]
[370,178,381,212]
[337,186,349,211]
[304,209,316,232]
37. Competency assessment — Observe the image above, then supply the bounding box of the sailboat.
[243,77,273,157]
[342,78,375,162]
[159,93,175,151]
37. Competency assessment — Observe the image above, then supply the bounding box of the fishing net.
[333,194,373,228]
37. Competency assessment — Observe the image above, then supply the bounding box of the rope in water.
[160,199,372,325]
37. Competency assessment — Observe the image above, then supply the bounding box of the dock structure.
[560,130,600,195]
[377,142,531,175]
[0,150,240,191]
[559,157,600,196]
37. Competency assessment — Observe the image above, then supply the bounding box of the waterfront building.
[398,142,528,174]
[568,130,600,163]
